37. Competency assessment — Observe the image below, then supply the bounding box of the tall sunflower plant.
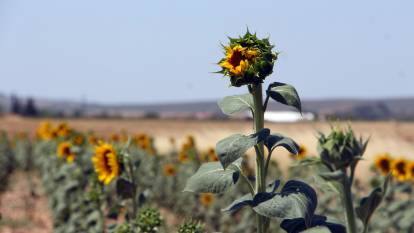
[91,139,146,220]
[184,30,345,233]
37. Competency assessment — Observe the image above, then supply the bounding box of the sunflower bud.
[317,127,368,170]
[135,208,162,233]
[218,30,277,87]
[178,220,205,233]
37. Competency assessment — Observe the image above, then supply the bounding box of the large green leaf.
[223,180,317,222]
[265,133,299,154]
[216,128,270,168]
[355,175,389,228]
[183,159,242,194]
[300,227,332,233]
[218,93,254,115]
[116,178,135,199]
[267,82,302,113]
[253,192,310,219]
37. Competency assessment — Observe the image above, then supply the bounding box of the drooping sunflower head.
[218,30,277,87]
[391,158,409,181]
[199,193,215,207]
[374,153,392,175]
[163,163,177,177]
[57,141,76,163]
[92,142,120,185]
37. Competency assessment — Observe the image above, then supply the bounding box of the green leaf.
[183,159,242,194]
[265,133,299,154]
[267,82,302,113]
[300,226,332,233]
[218,93,254,115]
[252,180,317,220]
[318,170,344,182]
[216,128,270,169]
[116,178,135,199]
[355,175,389,227]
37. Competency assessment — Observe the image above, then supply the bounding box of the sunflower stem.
[340,169,357,233]
[251,83,267,233]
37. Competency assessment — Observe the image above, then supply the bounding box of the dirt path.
[0,171,52,233]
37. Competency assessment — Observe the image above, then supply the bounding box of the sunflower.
[73,135,85,145]
[178,151,190,163]
[374,153,392,175]
[290,144,307,160]
[219,45,259,77]
[92,142,120,185]
[57,142,76,163]
[407,161,414,180]
[134,134,156,155]
[56,122,71,137]
[36,121,54,140]
[199,193,215,207]
[391,158,409,181]
[88,135,98,145]
[207,147,219,162]
[186,135,195,148]
[110,133,120,143]
[163,164,177,177]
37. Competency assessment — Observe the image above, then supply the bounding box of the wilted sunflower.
[374,153,392,175]
[92,142,120,185]
[391,158,409,181]
[57,141,76,163]
[218,31,277,87]
[163,164,177,177]
[199,193,215,207]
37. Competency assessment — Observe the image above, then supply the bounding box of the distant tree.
[10,95,22,115]
[23,98,38,117]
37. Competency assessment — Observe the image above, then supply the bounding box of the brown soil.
[0,171,52,233]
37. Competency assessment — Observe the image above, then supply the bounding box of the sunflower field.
[1,31,414,233]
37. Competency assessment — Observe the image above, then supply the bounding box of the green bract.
[317,127,368,170]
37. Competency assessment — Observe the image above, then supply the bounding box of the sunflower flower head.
[290,144,308,160]
[218,30,277,87]
[92,142,120,185]
[57,141,76,163]
[391,158,409,181]
[178,151,190,163]
[56,122,71,138]
[36,121,54,140]
[374,153,392,175]
[163,163,177,177]
[199,193,215,207]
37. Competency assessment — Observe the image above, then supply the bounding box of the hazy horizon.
[1,0,413,104]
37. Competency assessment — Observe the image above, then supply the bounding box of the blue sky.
[0,0,413,104]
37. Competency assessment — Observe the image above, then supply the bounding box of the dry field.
[1,115,414,178]
[1,116,414,232]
